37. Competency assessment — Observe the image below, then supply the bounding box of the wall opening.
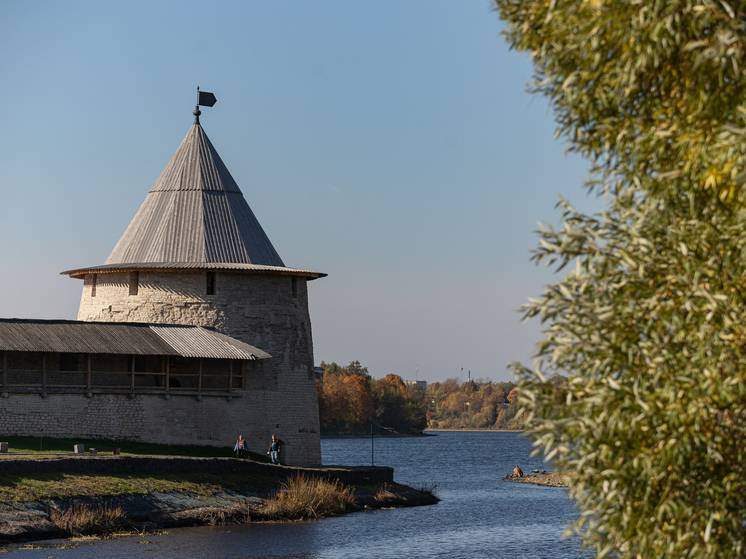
[292,276,298,298]
[59,353,82,372]
[1,351,243,395]
[91,274,97,297]
[129,272,139,296]
[206,272,216,295]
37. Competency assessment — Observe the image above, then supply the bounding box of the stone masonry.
[72,270,322,465]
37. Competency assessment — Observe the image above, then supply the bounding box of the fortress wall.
[75,271,321,465]
[0,393,147,441]
[0,391,319,464]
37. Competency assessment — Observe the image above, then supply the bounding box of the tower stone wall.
[0,391,317,464]
[76,270,321,465]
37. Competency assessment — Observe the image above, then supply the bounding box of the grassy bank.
[0,436,269,462]
[0,461,439,543]
[31,473,435,539]
[0,470,279,503]
[0,438,439,543]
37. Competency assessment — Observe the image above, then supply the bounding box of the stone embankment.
[0,457,437,544]
[504,471,568,488]
[0,455,394,484]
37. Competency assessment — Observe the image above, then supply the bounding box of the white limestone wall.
[0,392,319,463]
[73,270,321,465]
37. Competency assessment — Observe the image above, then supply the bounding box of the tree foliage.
[316,364,425,434]
[425,378,532,429]
[319,360,371,380]
[494,1,746,557]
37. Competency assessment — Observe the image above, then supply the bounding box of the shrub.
[495,0,746,556]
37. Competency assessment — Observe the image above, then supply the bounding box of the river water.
[7,431,585,558]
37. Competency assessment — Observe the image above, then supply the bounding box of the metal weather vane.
[193,86,217,124]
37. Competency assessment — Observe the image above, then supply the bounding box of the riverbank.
[321,432,435,439]
[0,457,438,544]
[425,428,524,432]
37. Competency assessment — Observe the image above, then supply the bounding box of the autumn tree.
[316,374,350,432]
[495,1,746,556]
[424,378,521,429]
[343,375,374,429]
[371,374,410,433]
[317,366,425,434]
[506,387,517,404]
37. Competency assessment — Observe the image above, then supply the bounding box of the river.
[7,431,585,558]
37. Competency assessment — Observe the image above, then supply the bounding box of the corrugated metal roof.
[103,122,286,267]
[61,262,326,280]
[0,319,270,360]
[149,325,270,360]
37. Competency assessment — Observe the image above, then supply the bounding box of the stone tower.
[63,108,325,464]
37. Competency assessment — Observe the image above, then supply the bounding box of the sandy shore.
[503,471,568,488]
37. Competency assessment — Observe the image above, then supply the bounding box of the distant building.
[404,380,427,390]
[0,106,326,465]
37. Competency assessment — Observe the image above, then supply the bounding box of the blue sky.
[0,1,599,383]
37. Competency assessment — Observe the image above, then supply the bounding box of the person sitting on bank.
[513,465,524,478]
[267,434,282,465]
[234,435,245,459]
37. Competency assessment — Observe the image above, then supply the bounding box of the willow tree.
[494,1,746,557]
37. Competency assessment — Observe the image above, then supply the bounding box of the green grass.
[0,471,282,503]
[0,436,269,462]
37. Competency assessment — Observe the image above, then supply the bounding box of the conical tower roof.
[108,121,284,266]
[63,116,324,280]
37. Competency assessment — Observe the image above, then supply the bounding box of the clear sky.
[0,1,599,384]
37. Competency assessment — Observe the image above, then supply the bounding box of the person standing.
[267,434,282,465]
[235,435,245,459]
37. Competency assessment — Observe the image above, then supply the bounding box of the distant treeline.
[316,361,566,434]
[316,361,427,435]
[316,361,426,436]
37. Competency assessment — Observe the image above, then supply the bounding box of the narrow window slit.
[206,272,216,295]
[129,272,139,296]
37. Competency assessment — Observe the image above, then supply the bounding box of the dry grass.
[200,508,227,525]
[49,503,131,537]
[374,483,396,503]
[258,474,356,520]
[413,483,438,500]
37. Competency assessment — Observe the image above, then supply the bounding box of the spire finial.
[193,106,201,124]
